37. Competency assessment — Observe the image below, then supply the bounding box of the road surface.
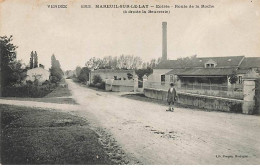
[66,80,260,165]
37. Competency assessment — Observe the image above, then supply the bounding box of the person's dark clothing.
[167,87,177,104]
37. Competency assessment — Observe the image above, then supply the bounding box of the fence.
[145,81,243,100]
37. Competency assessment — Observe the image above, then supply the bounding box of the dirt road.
[66,80,260,165]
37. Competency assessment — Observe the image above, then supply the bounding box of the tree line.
[85,55,161,70]
[66,55,162,83]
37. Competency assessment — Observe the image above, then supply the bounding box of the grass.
[0,105,114,165]
[0,97,77,105]
[0,86,77,105]
[44,86,71,98]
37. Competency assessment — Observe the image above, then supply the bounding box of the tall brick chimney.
[162,22,167,61]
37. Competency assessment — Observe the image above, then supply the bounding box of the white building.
[26,67,50,83]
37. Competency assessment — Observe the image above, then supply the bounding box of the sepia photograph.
[0,0,260,165]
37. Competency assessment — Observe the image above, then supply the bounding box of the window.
[204,59,217,68]
[161,75,165,84]
[206,63,215,68]
[238,76,242,84]
[170,75,174,82]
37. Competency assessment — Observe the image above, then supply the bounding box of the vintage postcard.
[0,0,259,165]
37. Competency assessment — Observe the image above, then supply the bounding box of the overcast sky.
[1,0,259,70]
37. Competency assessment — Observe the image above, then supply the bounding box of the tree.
[176,55,197,67]
[85,57,102,70]
[228,70,238,84]
[49,54,64,82]
[75,66,82,77]
[149,59,156,68]
[135,67,153,79]
[30,51,34,69]
[0,35,18,89]
[78,67,90,83]
[8,60,27,85]
[33,51,38,68]
[132,56,142,69]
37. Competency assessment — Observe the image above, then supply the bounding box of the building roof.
[166,68,235,76]
[237,69,250,74]
[164,69,186,75]
[154,60,182,69]
[155,56,245,69]
[239,57,260,69]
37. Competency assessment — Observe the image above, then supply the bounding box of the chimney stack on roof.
[162,22,167,61]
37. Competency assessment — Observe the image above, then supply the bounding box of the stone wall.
[255,79,260,114]
[105,78,136,92]
[144,88,243,113]
[106,84,134,92]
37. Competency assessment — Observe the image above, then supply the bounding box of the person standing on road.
[167,83,177,112]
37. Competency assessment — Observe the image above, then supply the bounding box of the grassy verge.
[0,105,114,165]
[0,86,77,105]
[44,86,71,98]
[0,97,76,105]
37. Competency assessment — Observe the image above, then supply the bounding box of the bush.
[42,80,51,85]
[49,67,63,82]
[95,82,106,90]
[50,76,59,84]
[92,75,102,85]
[2,82,55,98]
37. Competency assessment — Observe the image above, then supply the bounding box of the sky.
[1,0,260,71]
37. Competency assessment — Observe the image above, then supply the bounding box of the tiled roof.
[239,57,260,69]
[166,68,235,76]
[164,69,186,75]
[154,60,181,69]
[155,56,245,69]
[237,69,250,74]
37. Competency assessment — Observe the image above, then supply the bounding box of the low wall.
[144,88,243,113]
[105,79,136,92]
[255,79,260,114]
[105,83,134,92]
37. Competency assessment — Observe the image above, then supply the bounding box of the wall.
[105,79,135,92]
[106,84,134,92]
[255,79,260,114]
[147,69,171,83]
[144,88,243,113]
[26,68,50,83]
[90,70,135,83]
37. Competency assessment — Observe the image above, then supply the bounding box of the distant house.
[26,67,50,83]
[148,56,260,89]
[89,69,135,84]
